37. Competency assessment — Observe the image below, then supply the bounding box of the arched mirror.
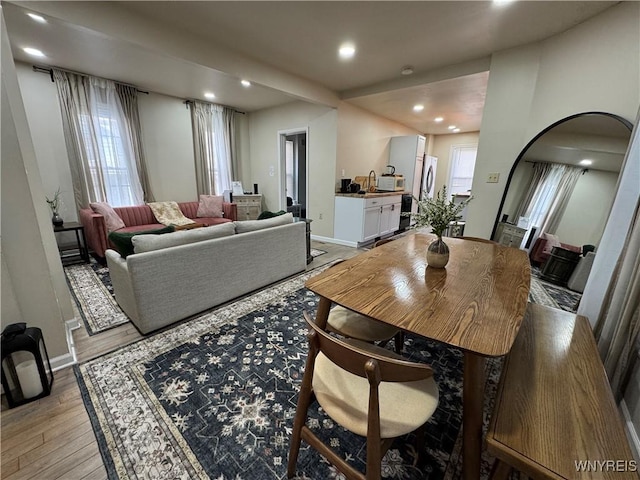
[492,112,632,259]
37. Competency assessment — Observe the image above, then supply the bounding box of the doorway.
[278,128,308,218]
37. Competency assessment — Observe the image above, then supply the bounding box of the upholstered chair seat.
[327,306,400,342]
[313,340,439,438]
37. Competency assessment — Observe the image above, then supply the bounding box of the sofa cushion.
[235,212,294,234]
[196,195,224,218]
[90,202,126,232]
[108,226,175,258]
[132,222,236,254]
[148,201,195,226]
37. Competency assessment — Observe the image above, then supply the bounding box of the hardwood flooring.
[0,241,359,479]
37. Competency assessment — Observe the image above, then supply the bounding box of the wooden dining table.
[305,232,531,479]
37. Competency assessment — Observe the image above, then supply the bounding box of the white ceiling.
[5,1,617,134]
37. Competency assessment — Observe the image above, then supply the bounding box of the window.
[79,104,142,207]
[448,145,478,195]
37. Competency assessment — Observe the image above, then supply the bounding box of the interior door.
[279,129,308,217]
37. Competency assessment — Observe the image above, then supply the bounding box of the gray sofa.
[105,216,307,334]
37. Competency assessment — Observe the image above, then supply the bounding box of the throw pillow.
[90,202,126,232]
[132,222,236,254]
[235,212,294,234]
[196,195,224,218]
[108,226,175,258]
[147,201,195,226]
[541,233,561,254]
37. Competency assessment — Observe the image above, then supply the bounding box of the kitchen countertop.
[335,191,411,199]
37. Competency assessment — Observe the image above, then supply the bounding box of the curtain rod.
[523,159,589,173]
[183,99,245,115]
[32,65,149,94]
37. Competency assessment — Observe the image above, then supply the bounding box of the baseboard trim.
[620,399,640,460]
[311,235,357,248]
[51,317,80,372]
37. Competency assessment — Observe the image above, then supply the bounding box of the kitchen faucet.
[368,170,377,191]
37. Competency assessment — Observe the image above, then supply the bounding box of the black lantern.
[1,323,54,408]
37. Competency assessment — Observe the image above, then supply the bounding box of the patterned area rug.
[529,267,582,313]
[76,266,508,480]
[65,262,128,335]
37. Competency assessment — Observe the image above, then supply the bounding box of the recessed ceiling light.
[413,104,424,112]
[401,66,414,76]
[453,128,461,133]
[204,92,215,99]
[338,43,356,60]
[493,0,515,5]
[580,159,593,166]
[241,80,251,87]
[27,13,46,23]
[434,117,444,123]
[23,47,45,57]
[448,125,456,130]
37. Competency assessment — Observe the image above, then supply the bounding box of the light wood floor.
[0,241,359,480]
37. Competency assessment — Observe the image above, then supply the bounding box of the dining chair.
[287,312,439,480]
[325,238,405,353]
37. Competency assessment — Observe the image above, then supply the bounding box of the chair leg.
[288,335,318,478]
[394,332,405,354]
[287,386,313,478]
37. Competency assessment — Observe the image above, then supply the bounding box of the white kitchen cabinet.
[334,195,402,246]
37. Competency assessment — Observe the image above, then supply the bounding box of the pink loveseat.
[530,234,581,266]
[79,201,237,259]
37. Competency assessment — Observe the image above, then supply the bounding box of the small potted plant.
[403,185,472,268]
[46,188,64,227]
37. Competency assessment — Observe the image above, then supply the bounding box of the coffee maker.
[340,178,351,193]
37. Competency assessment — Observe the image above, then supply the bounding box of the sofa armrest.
[223,202,237,221]
[79,208,108,258]
[105,250,139,323]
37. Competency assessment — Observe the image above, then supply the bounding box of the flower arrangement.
[46,188,62,214]
[404,185,472,238]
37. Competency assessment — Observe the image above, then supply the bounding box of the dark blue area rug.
[75,266,503,479]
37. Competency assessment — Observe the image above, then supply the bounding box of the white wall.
[2,22,74,360]
[554,169,618,247]
[138,93,196,202]
[336,102,420,188]
[15,63,75,223]
[430,132,479,195]
[247,101,338,237]
[467,2,640,238]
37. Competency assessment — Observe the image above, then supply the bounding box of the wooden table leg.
[463,352,485,480]
[314,296,332,330]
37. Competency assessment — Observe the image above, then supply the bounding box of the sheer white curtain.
[190,101,234,195]
[516,163,581,237]
[53,69,147,208]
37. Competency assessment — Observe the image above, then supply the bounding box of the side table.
[294,217,312,264]
[53,222,89,265]
[541,246,581,286]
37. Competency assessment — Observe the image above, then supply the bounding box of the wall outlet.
[319,213,323,220]
[269,165,275,177]
[487,173,500,183]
